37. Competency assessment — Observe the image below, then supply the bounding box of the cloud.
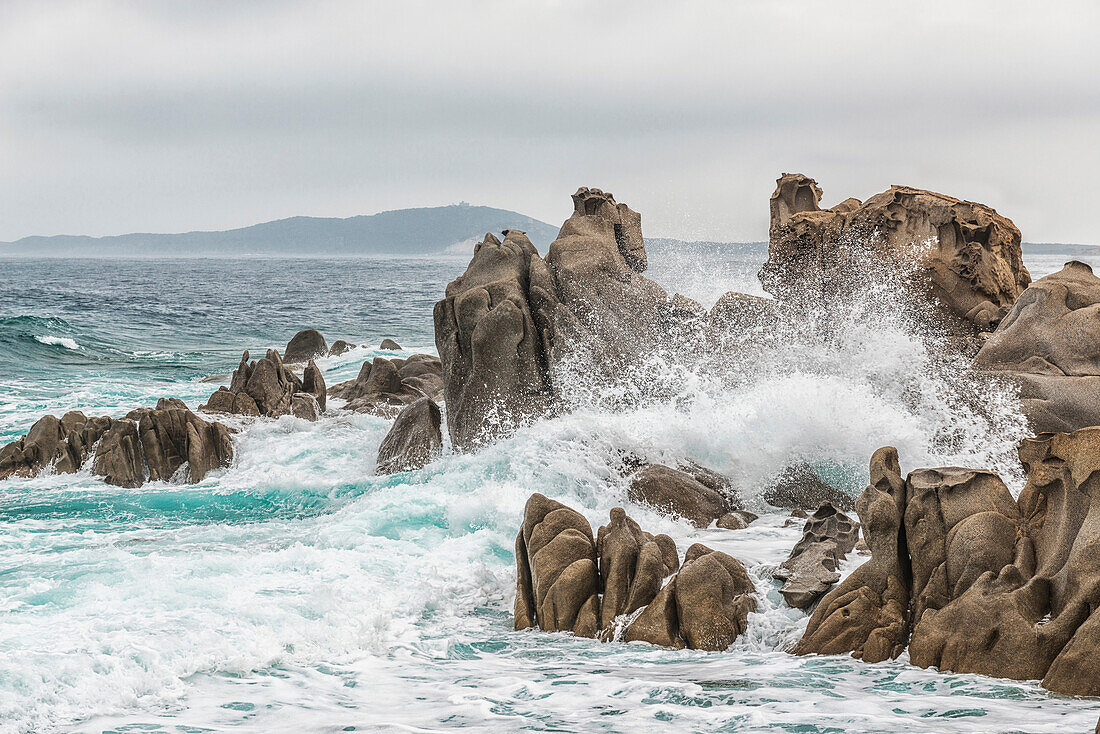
[1,0,1098,242]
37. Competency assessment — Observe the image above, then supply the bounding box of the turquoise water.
[1,252,1098,733]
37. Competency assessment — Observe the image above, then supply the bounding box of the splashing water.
[0,253,1096,733]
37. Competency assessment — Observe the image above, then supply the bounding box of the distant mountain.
[0,204,561,257]
[1022,242,1100,257]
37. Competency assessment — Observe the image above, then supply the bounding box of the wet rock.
[376,397,442,474]
[595,507,678,635]
[303,359,327,412]
[773,503,859,609]
[974,261,1100,432]
[627,464,733,527]
[329,339,356,356]
[514,493,600,637]
[132,406,234,483]
[202,349,319,419]
[794,447,910,663]
[763,463,854,512]
[284,329,328,363]
[329,353,442,416]
[761,173,1030,336]
[380,338,402,350]
[674,544,758,651]
[622,577,684,648]
[91,420,144,488]
[291,393,320,421]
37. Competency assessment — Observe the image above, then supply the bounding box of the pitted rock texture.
[773,503,859,609]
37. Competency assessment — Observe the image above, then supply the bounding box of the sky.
[2,0,1098,244]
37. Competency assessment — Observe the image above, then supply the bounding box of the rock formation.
[773,503,859,609]
[761,174,1030,336]
[763,463,854,512]
[627,463,738,528]
[435,188,699,452]
[795,432,1100,697]
[515,496,757,651]
[0,399,233,488]
[380,338,402,350]
[973,260,1100,432]
[328,353,443,416]
[202,349,325,420]
[329,339,356,356]
[284,328,328,363]
[376,397,443,474]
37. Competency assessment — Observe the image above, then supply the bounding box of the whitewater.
[1,251,1099,733]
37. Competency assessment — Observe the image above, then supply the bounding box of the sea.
[1,248,1098,733]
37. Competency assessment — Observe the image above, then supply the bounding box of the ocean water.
[1,249,1098,733]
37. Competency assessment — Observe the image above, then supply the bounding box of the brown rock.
[673,544,757,651]
[302,359,327,412]
[291,393,320,421]
[376,398,443,474]
[627,464,732,527]
[380,338,402,350]
[773,502,859,609]
[92,420,144,488]
[284,329,328,363]
[595,507,678,634]
[329,339,356,356]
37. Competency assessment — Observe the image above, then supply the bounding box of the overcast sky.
[2,0,1098,243]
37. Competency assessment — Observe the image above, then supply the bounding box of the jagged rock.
[514,493,600,637]
[773,503,859,609]
[291,393,320,421]
[376,398,442,474]
[627,464,734,527]
[303,359,327,412]
[974,261,1100,432]
[201,349,318,419]
[91,420,144,488]
[329,354,443,416]
[284,329,328,363]
[434,229,556,451]
[380,338,402,350]
[761,173,1030,336]
[128,406,234,483]
[795,447,910,663]
[763,463,854,511]
[330,339,356,356]
[435,189,699,452]
[595,507,678,635]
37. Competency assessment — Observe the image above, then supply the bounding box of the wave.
[34,334,82,351]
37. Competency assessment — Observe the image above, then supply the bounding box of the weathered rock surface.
[329,339,356,356]
[795,447,909,663]
[435,188,699,451]
[284,328,328,363]
[773,503,859,609]
[794,431,1100,698]
[761,173,1030,336]
[514,493,600,637]
[627,464,736,527]
[514,496,757,651]
[763,463,854,512]
[202,349,324,420]
[974,261,1100,432]
[376,397,442,474]
[328,353,443,416]
[380,338,402,350]
[1,402,233,487]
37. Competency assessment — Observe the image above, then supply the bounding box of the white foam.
[34,335,81,350]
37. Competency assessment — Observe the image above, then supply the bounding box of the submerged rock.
[773,503,859,608]
[380,338,402,350]
[763,463,854,512]
[376,397,442,474]
[627,464,736,528]
[761,173,1030,337]
[973,261,1100,432]
[284,328,328,363]
[329,339,356,356]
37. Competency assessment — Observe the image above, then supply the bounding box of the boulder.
[201,349,320,419]
[130,406,234,483]
[291,393,320,421]
[376,397,443,474]
[329,353,443,416]
[627,464,734,527]
[773,503,859,609]
[761,173,1030,336]
[380,338,402,350]
[514,493,600,637]
[284,329,328,363]
[794,447,910,663]
[763,463,854,511]
[595,507,678,635]
[329,339,356,356]
[91,420,144,488]
[303,359,327,412]
[974,261,1100,432]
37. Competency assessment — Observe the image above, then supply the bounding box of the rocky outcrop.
[974,261,1100,432]
[328,353,443,416]
[284,329,328,363]
[515,496,757,651]
[376,397,443,474]
[329,339,356,356]
[625,543,757,651]
[1,400,233,488]
[435,188,699,452]
[380,338,402,350]
[202,350,325,420]
[761,174,1030,336]
[514,493,601,637]
[794,432,1100,698]
[773,503,859,609]
[763,463,854,512]
[627,463,737,528]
